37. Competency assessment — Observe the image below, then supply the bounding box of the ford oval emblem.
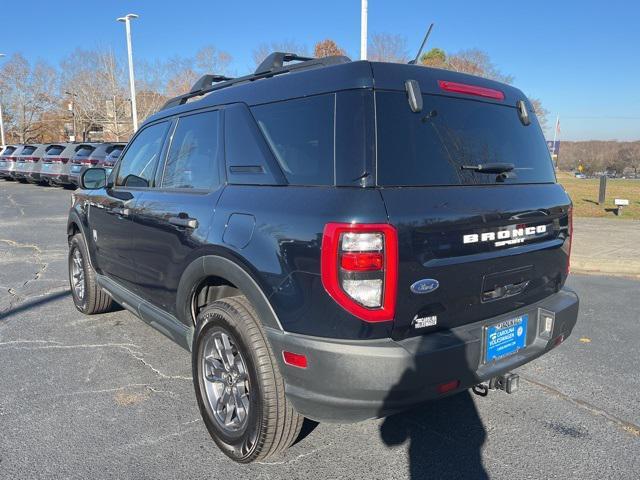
[410,279,440,294]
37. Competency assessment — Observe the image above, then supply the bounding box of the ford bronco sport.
[68,52,579,463]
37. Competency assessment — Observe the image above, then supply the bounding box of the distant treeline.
[558,141,640,174]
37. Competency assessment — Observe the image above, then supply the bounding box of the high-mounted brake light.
[438,80,505,100]
[321,223,398,322]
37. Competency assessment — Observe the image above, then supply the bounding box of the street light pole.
[117,13,139,132]
[0,53,6,146]
[360,0,368,60]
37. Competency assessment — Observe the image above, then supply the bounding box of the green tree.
[420,48,446,67]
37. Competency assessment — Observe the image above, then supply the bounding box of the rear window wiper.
[460,163,515,174]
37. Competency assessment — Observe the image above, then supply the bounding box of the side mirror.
[80,167,107,190]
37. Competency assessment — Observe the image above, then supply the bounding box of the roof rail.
[160,52,351,111]
[254,52,314,75]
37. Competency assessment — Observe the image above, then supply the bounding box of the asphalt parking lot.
[1,180,639,480]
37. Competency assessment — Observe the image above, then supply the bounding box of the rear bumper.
[42,173,71,185]
[267,287,579,423]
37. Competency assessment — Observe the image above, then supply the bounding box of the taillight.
[566,206,573,275]
[321,223,398,322]
[7,157,16,162]
[60,157,69,164]
[28,156,40,163]
[89,159,100,165]
[438,80,505,100]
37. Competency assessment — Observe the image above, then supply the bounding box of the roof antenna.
[408,23,435,65]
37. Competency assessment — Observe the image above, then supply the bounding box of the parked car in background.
[39,143,74,186]
[0,145,21,179]
[26,144,54,184]
[68,143,125,185]
[65,143,101,187]
[103,143,125,175]
[13,145,47,182]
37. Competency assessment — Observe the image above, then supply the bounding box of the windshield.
[376,92,556,186]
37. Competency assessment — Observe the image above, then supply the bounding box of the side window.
[116,122,169,188]
[162,110,220,190]
[251,94,335,186]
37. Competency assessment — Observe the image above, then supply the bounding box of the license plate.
[42,163,51,171]
[71,165,82,173]
[484,314,528,362]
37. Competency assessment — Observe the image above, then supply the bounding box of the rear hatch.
[103,144,125,167]
[15,145,38,173]
[372,65,571,339]
[71,144,97,165]
[0,146,17,170]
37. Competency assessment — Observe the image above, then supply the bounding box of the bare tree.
[0,54,59,143]
[444,49,513,84]
[314,39,346,58]
[60,49,127,141]
[529,98,549,131]
[368,33,408,63]
[252,41,308,67]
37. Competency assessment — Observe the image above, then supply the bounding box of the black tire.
[68,233,114,314]
[192,296,303,463]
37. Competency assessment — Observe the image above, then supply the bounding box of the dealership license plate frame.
[483,314,528,363]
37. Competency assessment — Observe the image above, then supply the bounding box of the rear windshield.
[1,146,16,156]
[376,92,555,186]
[46,145,65,156]
[75,145,95,157]
[107,146,124,158]
[21,146,36,156]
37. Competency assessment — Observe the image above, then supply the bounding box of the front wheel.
[192,296,303,463]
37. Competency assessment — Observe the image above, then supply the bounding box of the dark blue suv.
[68,52,579,463]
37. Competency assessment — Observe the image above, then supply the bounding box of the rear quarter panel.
[211,186,393,339]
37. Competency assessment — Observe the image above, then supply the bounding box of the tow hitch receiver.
[472,372,520,397]
[489,372,520,394]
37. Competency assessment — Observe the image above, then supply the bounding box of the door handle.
[168,216,198,229]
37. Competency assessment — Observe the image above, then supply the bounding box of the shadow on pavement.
[379,333,488,479]
[0,289,71,321]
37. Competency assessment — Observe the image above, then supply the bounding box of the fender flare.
[176,254,283,332]
[67,210,98,270]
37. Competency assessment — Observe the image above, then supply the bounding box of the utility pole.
[360,0,368,60]
[0,53,6,146]
[117,13,139,132]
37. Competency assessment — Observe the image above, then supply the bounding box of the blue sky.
[2,0,639,141]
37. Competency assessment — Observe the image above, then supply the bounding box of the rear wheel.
[193,296,303,463]
[68,233,114,314]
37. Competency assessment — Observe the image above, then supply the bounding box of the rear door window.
[376,92,555,186]
[162,110,221,190]
[251,94,335,186]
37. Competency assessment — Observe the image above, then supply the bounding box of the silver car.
[13,144,47,182]
[39,143,75,186]
[0,145,21,179]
